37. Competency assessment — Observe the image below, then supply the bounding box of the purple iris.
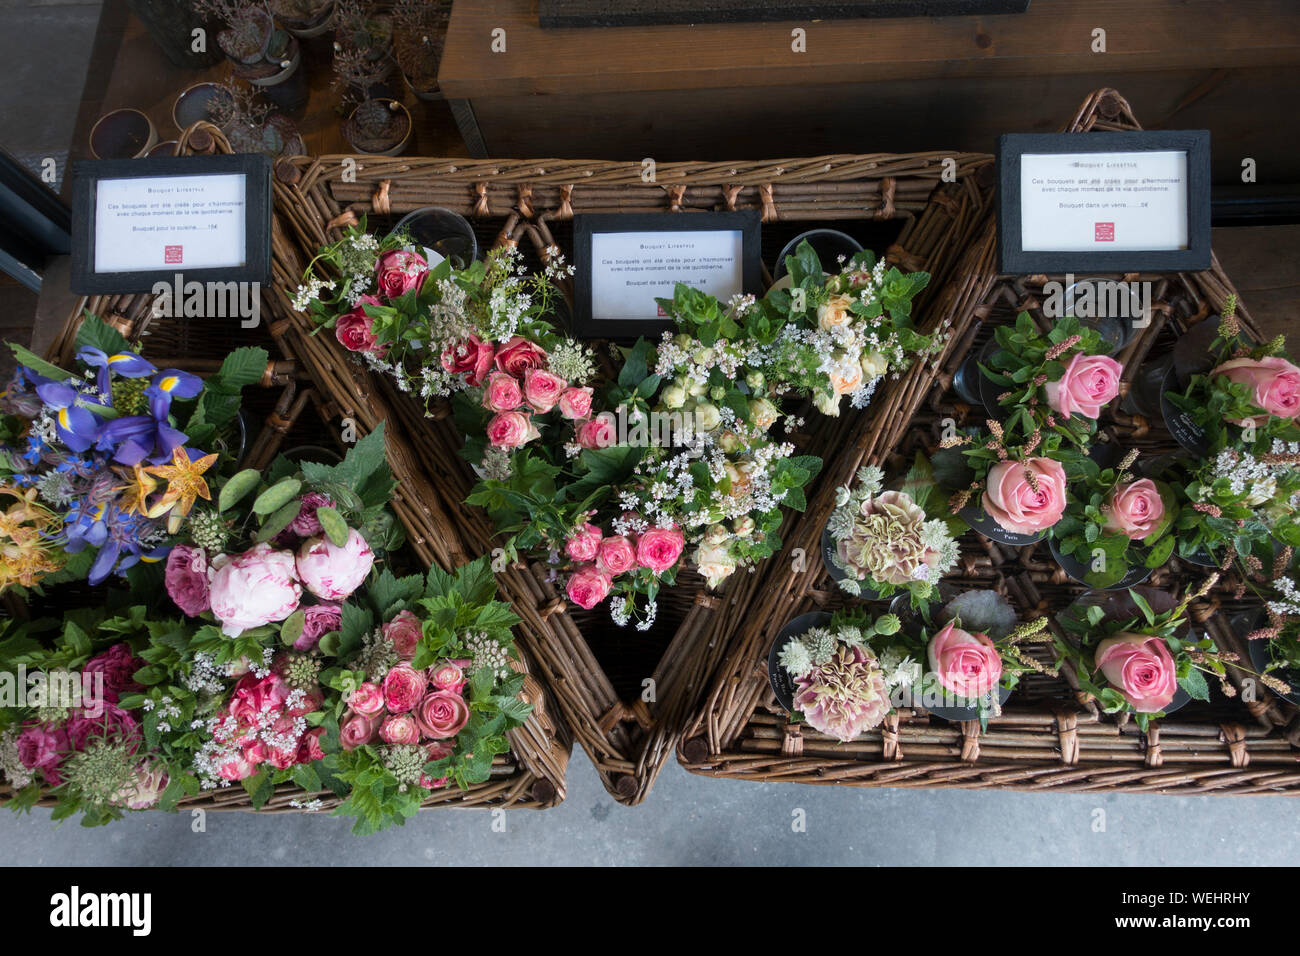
[63,499,168,585]
[33,381,103,453]
[75,347,156,402]
[94,368,203,466]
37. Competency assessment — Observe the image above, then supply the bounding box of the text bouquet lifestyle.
[0,317,265,591]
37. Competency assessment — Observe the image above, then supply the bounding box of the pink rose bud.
[374,249,428,299]
[382,664,428,714]
[575,413,616,449]
[415,691,471,739]
[1212,355,1300,423]
[565,565,614,610]
[334,295,386,356]
[164,545,210,617]
[493,335,548,378]
[208,544,302,638]
[596,535,637,576]
[1105,478,1166,541]
[636,525,685,573]
[428,662,466,694]
[347,681,385,717]
[522,367,567,414]
[1045,352,1122,420]
[558,386,594,420]
[1094,632,1177,713]
[486,410,540,448]
[927,622,1004,700]
[295,528,375,602]
[382,609,424,659]
[441,334,494,387]
[379,713,422,745]
[481,371,524,413]
[339,713,381,751]
[565,522,603,563]
[981,457,1068,535]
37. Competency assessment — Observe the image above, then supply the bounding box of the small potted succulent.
[332,0,396,98]
[1049,447,1178,589]
[393,0,452,100]
[207,82,305,159]
[823,455,961,607]
[192,0,307,113]
[272,0,335,37]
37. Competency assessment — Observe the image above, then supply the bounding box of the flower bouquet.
[0,318,265,591]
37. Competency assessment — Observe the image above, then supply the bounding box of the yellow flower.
[117,464,159,516]
[145,447,218,533]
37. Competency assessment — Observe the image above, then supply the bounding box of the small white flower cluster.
[542,246,576,281]
[876,646,923,692]
[547,339,596,385]
[290,275,336,312]
[464,631,511,680]
[1202,447,1299,509]
[143,695,182,734]
[0,726,33,789]
[183,653,227,696]
[192,696,310,790]
[1269,575,1300,619]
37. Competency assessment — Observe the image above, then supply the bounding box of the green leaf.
[1180,667,1211,702]
[9,343,70,381]
[317,505,350,547]
[281,609,306,647]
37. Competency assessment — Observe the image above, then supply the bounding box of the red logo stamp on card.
[1094,222,1115,242]
[656,303,668,316]
[164,245,183,264]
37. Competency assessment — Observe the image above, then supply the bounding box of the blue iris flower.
[75,347,157,402]
[33,381,103,453]
[93,368,204,466]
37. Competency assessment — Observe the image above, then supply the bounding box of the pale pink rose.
[1212,355,1300,422]
[596,535,636,576]
[441,334,494,387]
[481,371,523,413]
[296,603,341,652]
[118,760,169,810]
[566,565,613,610]
[334,295,386,356]
[218,753,257,780]
[522,367,567,413]
[428,662,466,694]
[374,248,428,299]
[415,691,470,739]
[339,713,381,751]
[575,413,616,449]
[347,681,385,718]
[1094,632,1177,713]
[927,622,1004,700]
[208,544,303,637]
[379,713,422,745]
[382,664,428,714]
[565,522,603,563]
[981,457,1068,535]
[1045,352,1122,420]
[295,528,374,602]
[1105,478,1166,541]
[558,386,593,420]
[486,410,540,448]
[494,336,548,378]
[636,525,685,572]
[383,609,424,659]
[164,545,209,617]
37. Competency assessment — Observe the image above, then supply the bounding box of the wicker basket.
[12,122,571,814]
[676,88,1300,796]
[266,145,995,802]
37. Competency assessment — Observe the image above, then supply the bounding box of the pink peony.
[1045,352,1122,420]
[575,413,615,449]
[383,609,424,659]
[494,336,548,379]
[596,535,637,576]
[441,334,495,387]
[636,525,685,572]
[339,713,381,751]
[208,544,302,637]
[1212,355,1300,423]
[165,545,210,617]
[288,492,332,539]
[428,662,466,694]
[522,367,567,414]
[382,664,428,714]
[558,386,594,420]
[295,528,374,602]
[1094,632,1177,713]
[374,248,428,299]
[481,371,523,413]
[379,713,422,745]
[486,410,540,448]
[566,565,613,610]
[927,622,1004,700]
[415,691,470,740]
[83,643,144,705]
[347,681,385,718]
[982,457,1068,535]
[296,603,341,652]
[334,295,386,355]
[565,522,603,563]
[1105,478,1166,541]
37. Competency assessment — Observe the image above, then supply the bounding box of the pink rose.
[596,535,636,576]
[382,663,428,714]
[347,681,385,718]
[374,248,428,299]
[296,727,326,764]
[83,643,144,705]
[288,492,332,539]
[16,724,68,783]
[208,544,303,637]
[565,522,603,563]
[118,760,169,810]
[217,753,256,780]
[566,565,613,610]
[334,295,386,355]
[65,705,139,754]
[636,525,685,573]
[227,673,290,725]
[383,609,424,659]
[295,528,374,602]
[982,457,1068,535]
[339,712,380,751]
[494,336,548,378]
[558,386,593,420]
[522,367,567,414]
[165,545,210,617]
[927,622,1004,700]
[1045,352,1122,420]
[481,371,523,413]
[486,410,540,448]
[441,334,495,387]
[1105,478,1166,541]
[428,662,466,694]
[296,603,341,652]
[415,691,471,739]
[379,713,422,745]
[575,413,615,449]
[1094,632,1177,713]
[1212,355,1300,422]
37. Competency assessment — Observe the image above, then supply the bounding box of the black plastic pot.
[767,612,833,713]
[1048,536,1153,590]
[391,206,478,269]
[89,109,157,160]
[772,229,864,282]
[172,82,233,132]
[1245,626,1300,706]
[951,336,1006,416]
[1059,279,1138,351]
[959,502,1050,547]
[914,682,1013,723]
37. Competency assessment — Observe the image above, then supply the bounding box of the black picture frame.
[572,210,761,339]
[997,131,1211,274]
[69,153,273,295]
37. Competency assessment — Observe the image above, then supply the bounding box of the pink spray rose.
[164,545,210,617]
[494,336,548,379]
[382,664,428,714]
[288,492,332,539]
[1094,632,1177,713]
[441,334,495,387]
[981,457,1068,535]
[1212,355,1300,423]
[1045,352,1122,420]
[1105,478,1166,541]
[296,603,342,652]
[481,371,523,413]
[334,295,385,355]
[636,525,685,573]
[379,713,422,745]
[596,535,637,576]
[522,367,567,414]
[227,673,290,725]
[575,413,616,449]
[566,565,614,610]
[374,248,428,299]
[428,661,466,694]
[347,682,385,718]
[927,622,1004,700]
[208,544,303,637]
[416,691,471,740]
[565,522,603,563]
[83,643,144,705]
[296,727,326,764]
[383,609,424,659]
[486,410,540,448]
[339,713,381,751]
[295,528,374,602]
[558,386,594,420]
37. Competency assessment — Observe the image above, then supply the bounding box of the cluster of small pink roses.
[333,249,429,356]
[202,668,324,783]
[563,521,685,610]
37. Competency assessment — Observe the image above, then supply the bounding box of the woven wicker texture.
[676,88,1300,796]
